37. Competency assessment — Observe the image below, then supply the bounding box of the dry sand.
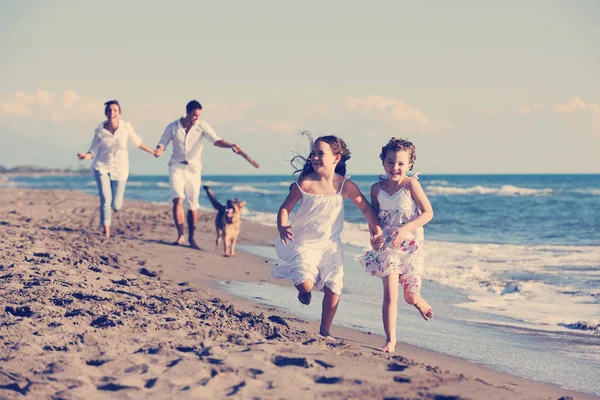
[0,188,592,399]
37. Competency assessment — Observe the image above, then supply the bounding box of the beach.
[0,188,593,400]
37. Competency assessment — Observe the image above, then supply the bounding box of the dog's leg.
[223,234,230,256]
[231,236,237,257]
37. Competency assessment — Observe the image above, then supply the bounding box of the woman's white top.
[87,119,143,181]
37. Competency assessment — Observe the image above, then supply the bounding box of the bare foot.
[189,239,201,250]
[319,331,337,342]
[103,226,110,238]
[377,340,396,353]
[298,291,312,305]
[414,298,433,320]
[172,236,185,246]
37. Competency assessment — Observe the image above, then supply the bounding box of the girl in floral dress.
[360,137,434,353]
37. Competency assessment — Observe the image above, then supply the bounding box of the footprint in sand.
[388,362,409,372]
[272,355,309,368]
[314,376,343,384]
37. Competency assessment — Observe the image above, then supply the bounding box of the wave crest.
[426,185,553,196]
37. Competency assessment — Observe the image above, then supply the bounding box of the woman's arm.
[125,123,154,155]
[138,142,155,155]
[78,132,100,160]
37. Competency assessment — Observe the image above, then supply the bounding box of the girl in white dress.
[272,133,382,339]
[360,137,434,353]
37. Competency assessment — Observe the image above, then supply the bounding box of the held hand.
[278,225,294,245]
[154,148,163,158]
[231,144,240,154]
[391,226,411,248]
[77,152,91,160]
[370,234,384,251]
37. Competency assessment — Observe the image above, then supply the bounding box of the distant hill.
[0,165,89,174]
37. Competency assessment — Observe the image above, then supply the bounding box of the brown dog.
[203,185,246,257]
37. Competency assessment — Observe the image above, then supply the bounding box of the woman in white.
[77,100,154,238]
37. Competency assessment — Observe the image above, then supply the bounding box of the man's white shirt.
[158,118,220,170]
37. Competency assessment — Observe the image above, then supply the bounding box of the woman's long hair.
[291,131,351,181]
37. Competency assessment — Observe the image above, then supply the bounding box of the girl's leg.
[402,275,433,320]
[295,280,314,305]
[380,273,399,353]
[320,287,339,338]
[110,179,127,212]
[94,170,112,238]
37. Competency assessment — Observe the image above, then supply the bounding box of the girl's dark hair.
[104,100,121,114]
[379,137,416,170]
[291,131,351,180]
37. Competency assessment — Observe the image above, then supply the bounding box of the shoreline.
[0,188,594,399]
[0,171,91,178]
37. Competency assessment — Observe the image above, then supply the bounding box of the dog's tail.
[203,186,225,212]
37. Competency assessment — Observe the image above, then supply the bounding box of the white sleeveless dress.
[271,177,348,295]
[359,177,426,292]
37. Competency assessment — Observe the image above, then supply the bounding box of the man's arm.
[154,125,172,158]
[214,139,240,153]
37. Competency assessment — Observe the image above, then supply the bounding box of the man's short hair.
[186,100,203,114]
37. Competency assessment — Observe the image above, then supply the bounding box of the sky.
[1,0,599,175]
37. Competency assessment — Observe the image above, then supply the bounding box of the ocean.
[2,173,599,395]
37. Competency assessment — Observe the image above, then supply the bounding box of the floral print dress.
[360,177,426,293]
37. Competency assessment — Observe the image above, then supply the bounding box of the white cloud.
[517,97,600,133]
[553,96,590,113]
[516,104,546,115]
[555,97,600,133]
[344,95,450,132]
[0,90,104,122]
[0,90,254,126]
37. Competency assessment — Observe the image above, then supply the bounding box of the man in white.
[154,100,240,249]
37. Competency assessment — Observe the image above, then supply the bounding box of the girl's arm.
[370,183,380,215]
[404,178,433,231]
[344,180,382,238]
[391,178,433,247]
[369,183,383,250]
[277,184,302,245]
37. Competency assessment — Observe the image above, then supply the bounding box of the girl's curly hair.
[291,131,351,180]
[379,137,416,171]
